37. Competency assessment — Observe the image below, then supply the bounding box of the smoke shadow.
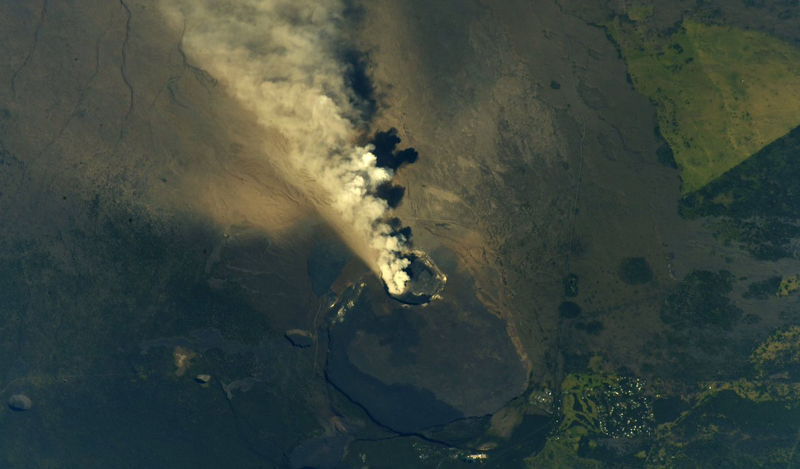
[370,128,419,171]
[375,182,405,209]
[387,217,413,242]
[367,128,419,212]
[342,50,377,123]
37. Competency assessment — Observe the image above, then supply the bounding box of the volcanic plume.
[158,0,417,294]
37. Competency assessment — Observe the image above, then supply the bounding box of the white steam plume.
[159,0,411,294]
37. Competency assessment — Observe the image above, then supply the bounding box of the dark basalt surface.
[326,250,528,434]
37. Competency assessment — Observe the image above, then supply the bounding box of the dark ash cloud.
[370,128,419,171]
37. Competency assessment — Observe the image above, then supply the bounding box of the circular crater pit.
[387,252,446,305]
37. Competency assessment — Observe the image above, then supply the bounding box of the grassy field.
[524,440,602,469]
[779,274,800,297]
[606,17,800,193]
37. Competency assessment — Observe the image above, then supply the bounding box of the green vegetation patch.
[606,18,800,193]
[778,274,800,297]
[705,217,800,260]
[651,383,800,466]
[657,390,800,468]
[680,125,800,219]
[559,373,607,440]
[600,327,800,467]
[618,257,654,285]
[679,125,800,260]
[652,374,800,466]
[750,326,800,377]
[742,276,782,299]
[661,270,742,330]
[524,440,602,469]
[558,301,582,319]
[556,357,653,451]
[524,357,652,465]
